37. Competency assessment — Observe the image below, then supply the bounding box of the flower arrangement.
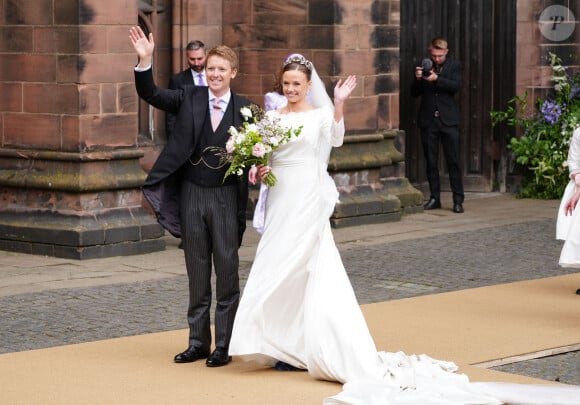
[491,52,580,199]
[221,104,302,187]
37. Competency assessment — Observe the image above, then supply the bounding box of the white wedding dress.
[229,107,580,404]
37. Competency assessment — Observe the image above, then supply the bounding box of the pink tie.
[211,98,222,131]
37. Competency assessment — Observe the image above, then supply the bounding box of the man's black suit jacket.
[135,68,251,243]
[166,69,197,137]
[170,68,196,88]
[410,58,463,128]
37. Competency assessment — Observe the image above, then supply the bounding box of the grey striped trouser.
[180,180,240,350]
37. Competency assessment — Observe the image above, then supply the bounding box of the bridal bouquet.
[221,104,302,187]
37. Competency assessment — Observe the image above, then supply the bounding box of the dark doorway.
[400,0,516,193]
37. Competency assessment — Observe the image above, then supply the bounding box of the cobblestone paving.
[492,351,579,385]
[1,219,578,385]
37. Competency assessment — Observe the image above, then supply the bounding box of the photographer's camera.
[421,58,433,77]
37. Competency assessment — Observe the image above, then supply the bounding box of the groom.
[129,26,251,367]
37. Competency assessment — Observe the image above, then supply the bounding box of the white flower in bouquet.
[270,136,281,147]
[240,106,252,121]
[234,132,246,144]
[228,126,239,137]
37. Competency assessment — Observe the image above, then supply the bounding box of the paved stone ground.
[0,218,578,385]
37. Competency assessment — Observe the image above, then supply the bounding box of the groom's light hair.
[206,45,239,71]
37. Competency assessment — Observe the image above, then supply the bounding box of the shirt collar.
[208,89,231,105]
[190,70,206,86]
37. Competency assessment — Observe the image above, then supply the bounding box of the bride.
[228,56,580,404]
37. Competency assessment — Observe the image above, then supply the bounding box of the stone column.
[225,0,423,226]
[0,0,164,258]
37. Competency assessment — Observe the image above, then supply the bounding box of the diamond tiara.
[283,55,313,71]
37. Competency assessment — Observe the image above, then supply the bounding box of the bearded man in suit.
[129,26,251,367]
[166,40,207,139]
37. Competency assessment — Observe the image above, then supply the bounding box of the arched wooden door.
[400,0,516,193]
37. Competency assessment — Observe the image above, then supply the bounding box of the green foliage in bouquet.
[491,53,580,199]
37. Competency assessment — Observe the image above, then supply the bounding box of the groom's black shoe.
[452,203,464,213]
[423,198,441,210]
[206,347,231,367]
[174,346,210,363]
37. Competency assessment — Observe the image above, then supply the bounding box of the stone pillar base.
[332,177,423,228]
[329,129,424,228]
[0,148,165,259]
[0,209,165,259]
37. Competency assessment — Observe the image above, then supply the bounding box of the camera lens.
[421,58,433,77]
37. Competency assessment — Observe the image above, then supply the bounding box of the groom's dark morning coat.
[135,67,251,350]
[134,68,249,244]
[165,68,199,139]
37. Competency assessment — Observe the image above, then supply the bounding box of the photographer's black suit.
[411,58,464,207]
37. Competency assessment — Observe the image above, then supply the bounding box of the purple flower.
[540,99,563,124]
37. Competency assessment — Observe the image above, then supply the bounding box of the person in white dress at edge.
[556,126,580,295]
[228,55,580,404]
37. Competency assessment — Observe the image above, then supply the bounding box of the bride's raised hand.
[334,75,357,104]
[129,26,154,66]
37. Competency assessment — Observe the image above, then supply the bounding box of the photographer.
[411,37,465,213]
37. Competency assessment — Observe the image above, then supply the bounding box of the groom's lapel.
[192,88,209,138]
[230,94,245,128]
[214,99,235,142]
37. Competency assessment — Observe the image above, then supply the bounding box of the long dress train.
[229,107,580,404]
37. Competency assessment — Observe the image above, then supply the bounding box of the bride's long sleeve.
[318,107,344,165]
[331,118,345,147]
